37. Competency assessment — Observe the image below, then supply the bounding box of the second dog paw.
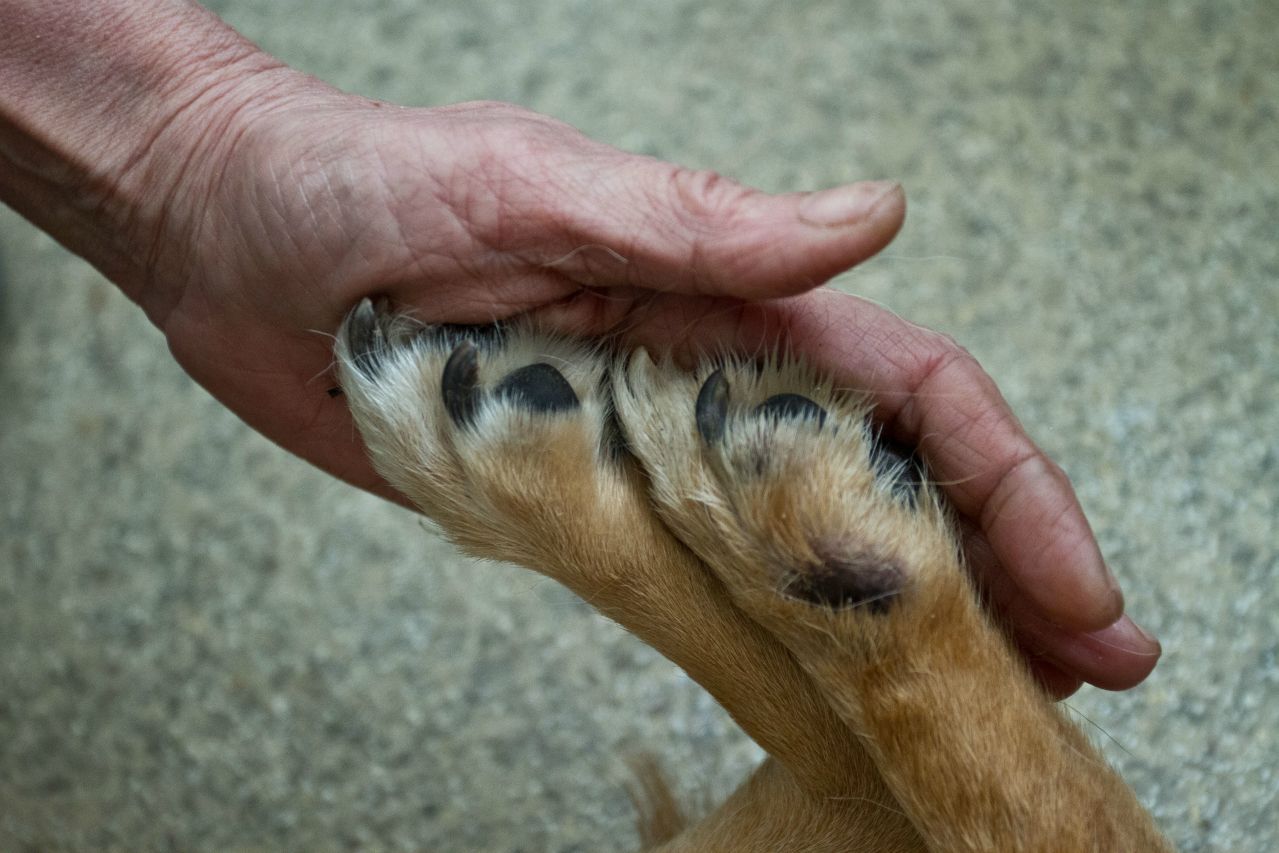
[613,350,961,650]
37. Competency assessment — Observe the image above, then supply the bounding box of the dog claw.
[868,433,926,505]
[494,363,579,414]
[347,298,385,378]
[442,342,482,427]
[696,369,730,444]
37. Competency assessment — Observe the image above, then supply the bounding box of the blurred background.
[1,0,1275,850]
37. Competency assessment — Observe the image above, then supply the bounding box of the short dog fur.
[334,299,1171,852]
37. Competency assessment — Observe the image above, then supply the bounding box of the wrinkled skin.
[0,5,1159,694]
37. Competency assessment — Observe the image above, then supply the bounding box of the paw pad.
[692,368,925,506]
[442,341,483,427]
[753,393,828,428]
[494,362,580,414]
[441,340,581,429]
[782,549,904,614]
[695,369,829,446]
[694,369,730,443]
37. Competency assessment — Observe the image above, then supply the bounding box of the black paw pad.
[695,369,730,444]
[494,363,580,414]
[783,551,904,614]
[442,342,482,427]
[434,323,507,350]
[868,432,926,506]
[346,298,387,379]
[753,394,827,428]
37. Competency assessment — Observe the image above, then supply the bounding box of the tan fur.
[334,302,1172,852]
[624,753,691,849]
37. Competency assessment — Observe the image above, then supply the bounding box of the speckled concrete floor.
[2,1,1276,851]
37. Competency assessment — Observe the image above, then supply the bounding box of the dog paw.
[613,351,1171,853]
[333,302,921,821]
[333,306,1169,851]
[612,350,961,656]
[335,299,631,569]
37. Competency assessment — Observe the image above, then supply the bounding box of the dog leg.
[615,351,1171,853]
[335,302,922,852]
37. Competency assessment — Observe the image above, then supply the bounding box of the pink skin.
[0,4,1159,698]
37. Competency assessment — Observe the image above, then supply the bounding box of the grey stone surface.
[1,0,1276,850]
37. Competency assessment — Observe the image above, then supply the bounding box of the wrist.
[0,0,310,320]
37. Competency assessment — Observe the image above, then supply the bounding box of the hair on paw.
[332,300,1172,853]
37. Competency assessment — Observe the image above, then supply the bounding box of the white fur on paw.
[613,350,957,620]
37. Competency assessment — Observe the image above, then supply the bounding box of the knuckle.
[664,167,756,231]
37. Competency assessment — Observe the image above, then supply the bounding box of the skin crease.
[0,2,1159,698]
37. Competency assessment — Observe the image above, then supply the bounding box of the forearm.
[0,0,292,316]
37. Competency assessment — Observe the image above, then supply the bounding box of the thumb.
[435,108,906,300]
[562,160,906,298]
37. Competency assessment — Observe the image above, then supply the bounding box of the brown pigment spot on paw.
[782,549,904,614]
